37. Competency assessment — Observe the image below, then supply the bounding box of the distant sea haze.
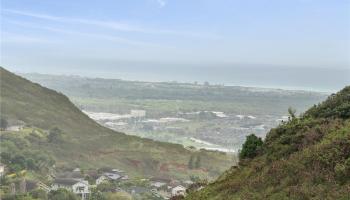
[11,64,350,92]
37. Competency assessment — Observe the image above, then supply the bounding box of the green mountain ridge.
[0,67,232,179]
[185,86,350,199]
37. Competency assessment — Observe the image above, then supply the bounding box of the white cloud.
[3,9,219,39]
[3,9,137,32]
[3,20,161,47]
[3,9,62,21]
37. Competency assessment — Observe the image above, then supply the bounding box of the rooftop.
[53,178,80,186]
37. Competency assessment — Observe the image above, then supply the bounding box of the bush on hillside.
[305,86,350,119]
[48,189,79,200]
[30,189,48,200]
[239,134,263,159]
[48,127,64,143]
[0,118,8,130]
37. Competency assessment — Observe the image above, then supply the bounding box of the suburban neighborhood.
[0,164,194,200]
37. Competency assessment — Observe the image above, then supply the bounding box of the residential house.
[127,186,149,196]
[96,172,121,185]
[73,168,81,172]
[121,175,129,180]
[104,172,121,180]
[0,164,5,177]
[37,181,51,192]
[6,124,24,131]
[26,180,50,193]
[111,169,124,173]
[171,185,186,197]
[183,180,194,186]
[52,178,89,200]
[95,175,108,185]
[56,171,84,180]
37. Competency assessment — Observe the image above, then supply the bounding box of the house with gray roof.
[96,172,122,185]
[51,178,89,200]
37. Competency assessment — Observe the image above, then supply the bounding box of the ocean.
[9,63,350,92]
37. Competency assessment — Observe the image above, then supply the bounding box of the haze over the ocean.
[1,0,349,92]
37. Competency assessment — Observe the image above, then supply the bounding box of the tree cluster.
[239,134,263,159]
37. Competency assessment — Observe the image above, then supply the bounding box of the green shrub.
[48,127,64,143]
[335,158,350,184]
[48,189,79,200]
[239,134,263,159]
[30,189,48,200]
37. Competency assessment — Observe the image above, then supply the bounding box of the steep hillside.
[186,86,350,199]
[0,67,232,179]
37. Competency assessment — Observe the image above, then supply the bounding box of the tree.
[239,134,263,159]
[48,189,79,200]
[12,154,27,170]
[26,158,36,170]
[89,188,106,200]
[96,182,115,192]
[0,118,8,130]
[30,189,48,200]
[170,195,185,200]
[105,192,132,200]
[48,127,63,143]
[189,175,201,183]
[1,152,12,163]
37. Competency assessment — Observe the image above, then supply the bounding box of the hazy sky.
[1,0,350,91]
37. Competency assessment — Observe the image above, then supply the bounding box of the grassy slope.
[186,86,350,199]
[0,67,232,179]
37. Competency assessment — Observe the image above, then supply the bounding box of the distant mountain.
[186,86,350,199]
[0,67,232,179]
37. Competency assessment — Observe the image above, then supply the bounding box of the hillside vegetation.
[0,67,232,180]
[186,86,350,200]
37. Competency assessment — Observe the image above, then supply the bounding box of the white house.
[111,169,124,173]
[121,175,129,180]
[171,185,186,197]
[52,178,89,200]
[104,172,121,180]
[183,180,194,186]
[6,125,24,131]
[0,165,5,177]
[73,168,81,172]
[96,172,121,185]
[95,175,108,185]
